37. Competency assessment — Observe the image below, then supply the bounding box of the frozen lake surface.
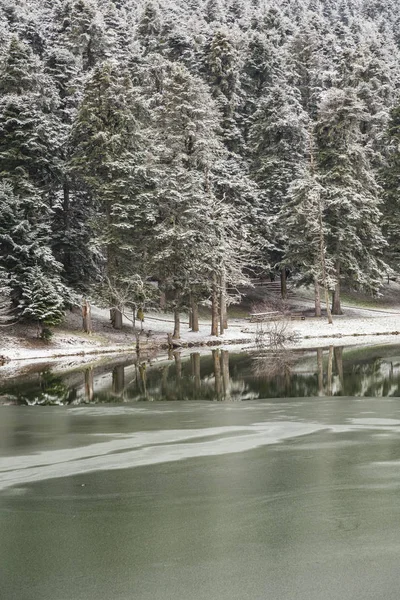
[2,348,400,599]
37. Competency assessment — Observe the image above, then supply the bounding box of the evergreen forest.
[1,0,400,337]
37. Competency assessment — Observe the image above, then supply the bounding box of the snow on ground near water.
[2,304,400,365]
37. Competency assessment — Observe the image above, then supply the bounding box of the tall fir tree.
[315,87,386,314]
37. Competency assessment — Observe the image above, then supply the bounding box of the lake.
[1,345,400,600]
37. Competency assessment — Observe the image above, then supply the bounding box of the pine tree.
[249,80,309,286]
[0,181,66,328]
[205,28,242,153]
[52,0,110,71]
[315,87,386,313]
[147,61,249,336]
[382,103,400,271]
[70,61,151,327]
[0,37,67,318]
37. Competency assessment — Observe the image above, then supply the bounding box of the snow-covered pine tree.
[382,102,400,272]
[51,0,110,71]
[315,87,387,314]
[147,60,249,337]
[282,128,335,321]
[0,181,66,332]
[249,79,309,290]
[70,60,152,328]
[0,36,68,319]
[205,27,242,153]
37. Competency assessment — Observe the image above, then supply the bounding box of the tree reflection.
[252,349,296,395]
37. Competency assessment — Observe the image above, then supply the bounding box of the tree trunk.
[220,272,228,333]
[280,268,287,300]
[111,306,123,330]
[309,128,333,325]
[331,261,342,315]
[62,182,72,272]
[82,299,92,333]
[332,286,342,315]
[211,276,219,336]
[173,309,180,339]
[191,299,199,332]
[314,280,321,317]
[160,290,167,310]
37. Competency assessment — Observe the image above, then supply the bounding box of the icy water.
[2,346,400,600]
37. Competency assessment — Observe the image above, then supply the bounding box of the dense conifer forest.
[1,0,400,336]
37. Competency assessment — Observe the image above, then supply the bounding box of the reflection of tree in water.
[6,346,400,405]
[19,370,74,405]
[252,349,296,396]
[251,319,297,396]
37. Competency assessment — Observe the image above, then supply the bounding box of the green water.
[2,346,400,599]
[2,344,400,404]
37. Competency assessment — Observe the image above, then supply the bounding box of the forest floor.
[1,282,400,364]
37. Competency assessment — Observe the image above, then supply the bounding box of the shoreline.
[2,326,400,366]
[2,299,400,368]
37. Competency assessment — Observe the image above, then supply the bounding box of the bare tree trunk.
[191,299,199,332]
[111,306,123,330]
[173,309,180,339]
[332,261,342,315]
[82,299,92,333]
[280,268,287,300]
[112,365,125,395]
[317,348,324,395]
[314,280,321,317]
[213,349,222,399]
[220,272,228,333]
[309,128,333,325]
[160,290,166,310]
[327,345,334,396]
[211,275,219,337]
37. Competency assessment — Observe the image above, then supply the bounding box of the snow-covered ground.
[1,301,400,366]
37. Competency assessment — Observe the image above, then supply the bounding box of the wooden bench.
[248,311,306,323]
[248,311,281,323]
